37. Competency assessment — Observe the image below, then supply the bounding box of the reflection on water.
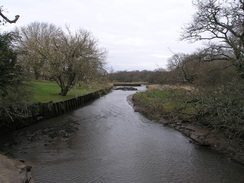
[2,86,244,183]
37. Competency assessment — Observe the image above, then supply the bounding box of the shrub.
[196,82,244,138]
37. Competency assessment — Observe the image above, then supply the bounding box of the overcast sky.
[1,0,203,71]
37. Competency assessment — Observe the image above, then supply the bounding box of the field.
[28,80,104,103]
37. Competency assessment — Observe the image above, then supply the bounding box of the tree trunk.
[60,87,69,96]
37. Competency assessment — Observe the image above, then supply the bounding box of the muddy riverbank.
[129,95,244,164]
[0,117,80,183]
[0,154,33,183]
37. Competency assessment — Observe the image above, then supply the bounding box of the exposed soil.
[0,154,33,183]
[0,119,80,183]
[128,95,244,165]
[0,119,80,153]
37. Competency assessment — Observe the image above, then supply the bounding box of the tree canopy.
[181,0,244,79]
[0,33,21,96]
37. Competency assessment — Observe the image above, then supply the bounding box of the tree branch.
[0,10,20,23]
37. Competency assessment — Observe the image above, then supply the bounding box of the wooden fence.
[14,87,111,129]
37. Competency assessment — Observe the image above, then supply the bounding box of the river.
[1,86,244,183]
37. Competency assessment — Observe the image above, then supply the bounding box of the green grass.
[133,89,198,118]
[28,80,103,103]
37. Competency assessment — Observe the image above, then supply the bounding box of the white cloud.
[151,54,170,59]
[116,37,145,46]
[1,0,201,71]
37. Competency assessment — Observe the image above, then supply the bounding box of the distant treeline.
[110,70,158,83]
[109,60,238,87]
[109,69,190,85]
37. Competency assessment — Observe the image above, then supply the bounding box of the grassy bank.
[133,84,244,138]
[133,87,198,120]
[28,80,107,103]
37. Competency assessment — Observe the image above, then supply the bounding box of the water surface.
[3,87,244,183]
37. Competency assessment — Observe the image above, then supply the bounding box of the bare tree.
[16,22,63,79]
[167,53,201,84]
[181,0,244,79]
[16,22,107,96]
[0,6,19,24]
[49,28,107,96]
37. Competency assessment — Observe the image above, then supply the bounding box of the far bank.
[131,85,244,164]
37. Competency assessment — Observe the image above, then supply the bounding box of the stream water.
[2,86,244,183]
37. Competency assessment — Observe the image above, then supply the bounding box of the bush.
[0,32,31,128]
[196,82,244,138]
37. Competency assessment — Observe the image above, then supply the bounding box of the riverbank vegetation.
[0,32,31,127]
[133,86,198,119]
[133,82,244,140]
